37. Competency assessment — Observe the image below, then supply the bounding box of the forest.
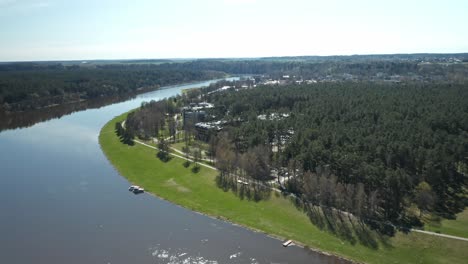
[208,82,468,230]
[2,53,468,112]
[125,80,468,234]
[164,57,468,82]
[0,63,224,111]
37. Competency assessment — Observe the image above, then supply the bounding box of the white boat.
[282,240,292,247]
[132,186,145,194]
[128,185,140,191]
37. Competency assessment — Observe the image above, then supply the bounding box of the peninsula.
[99,76,468,264]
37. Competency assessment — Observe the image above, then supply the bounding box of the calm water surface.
[0,79,346,264]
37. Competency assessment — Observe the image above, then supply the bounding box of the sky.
[0,0,467,61]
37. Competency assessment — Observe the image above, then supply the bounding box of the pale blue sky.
[0,0,467,61]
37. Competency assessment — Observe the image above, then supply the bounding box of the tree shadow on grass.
[191,165,200,173]
[238,184,247,200]
[216,173,233,192]
[350,219,379,249]
[157,151,172,162]
[121,137,135,146]
[115,123,134,146]
[215,174,271,202]
[116,130,134,146]
[252,184,271,202]
[183,160,191,168]
[305,204,391,249]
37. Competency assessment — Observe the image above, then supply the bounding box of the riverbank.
[99,112,468,264]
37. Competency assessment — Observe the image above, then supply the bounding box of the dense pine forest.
[0,63,224,111]
[125,79,468,234]
[2,53,468,112]
[204,82,468,230]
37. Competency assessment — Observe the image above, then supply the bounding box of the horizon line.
[1,52,468,63]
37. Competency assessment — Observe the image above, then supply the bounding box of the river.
[0,78,346,264]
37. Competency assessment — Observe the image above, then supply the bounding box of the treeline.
[125,99,179,140]
[171,59,468,82]
[258,53,468,62]
[119,79,468,232]
[3,56,468,112]
[181,59,420,75]
[0,63,224,111]
[204,82,468,229]
[0,92,135,132]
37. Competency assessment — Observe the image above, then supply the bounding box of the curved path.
[135,138,468,243]
[410,229,468,242]
[134,139,217,170]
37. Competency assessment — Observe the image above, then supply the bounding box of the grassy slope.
[99,113,468,264]
[425,210,468,238]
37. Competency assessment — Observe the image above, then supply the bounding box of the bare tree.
[208,135,218,162]
[354,183,367,219]
[415,181,435,217]
[157,137,170,162]
[192,142,201,163]
[168,117,176,143]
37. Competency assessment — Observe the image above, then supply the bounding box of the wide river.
[0,79,345,264]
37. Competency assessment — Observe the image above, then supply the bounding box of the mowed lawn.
[99,113,468,264]
[425,209,468,238]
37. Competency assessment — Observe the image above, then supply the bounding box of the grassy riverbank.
[99,112,468,264]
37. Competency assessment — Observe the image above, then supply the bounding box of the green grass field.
[171,140,210,159]
[99,113,468,264]
[425,210,468,238]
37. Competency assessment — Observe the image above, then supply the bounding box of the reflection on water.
[0,77,244,132]
[0,77,349,264]
[0,92,138,132]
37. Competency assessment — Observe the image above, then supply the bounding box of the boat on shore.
[129,185,144,194]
